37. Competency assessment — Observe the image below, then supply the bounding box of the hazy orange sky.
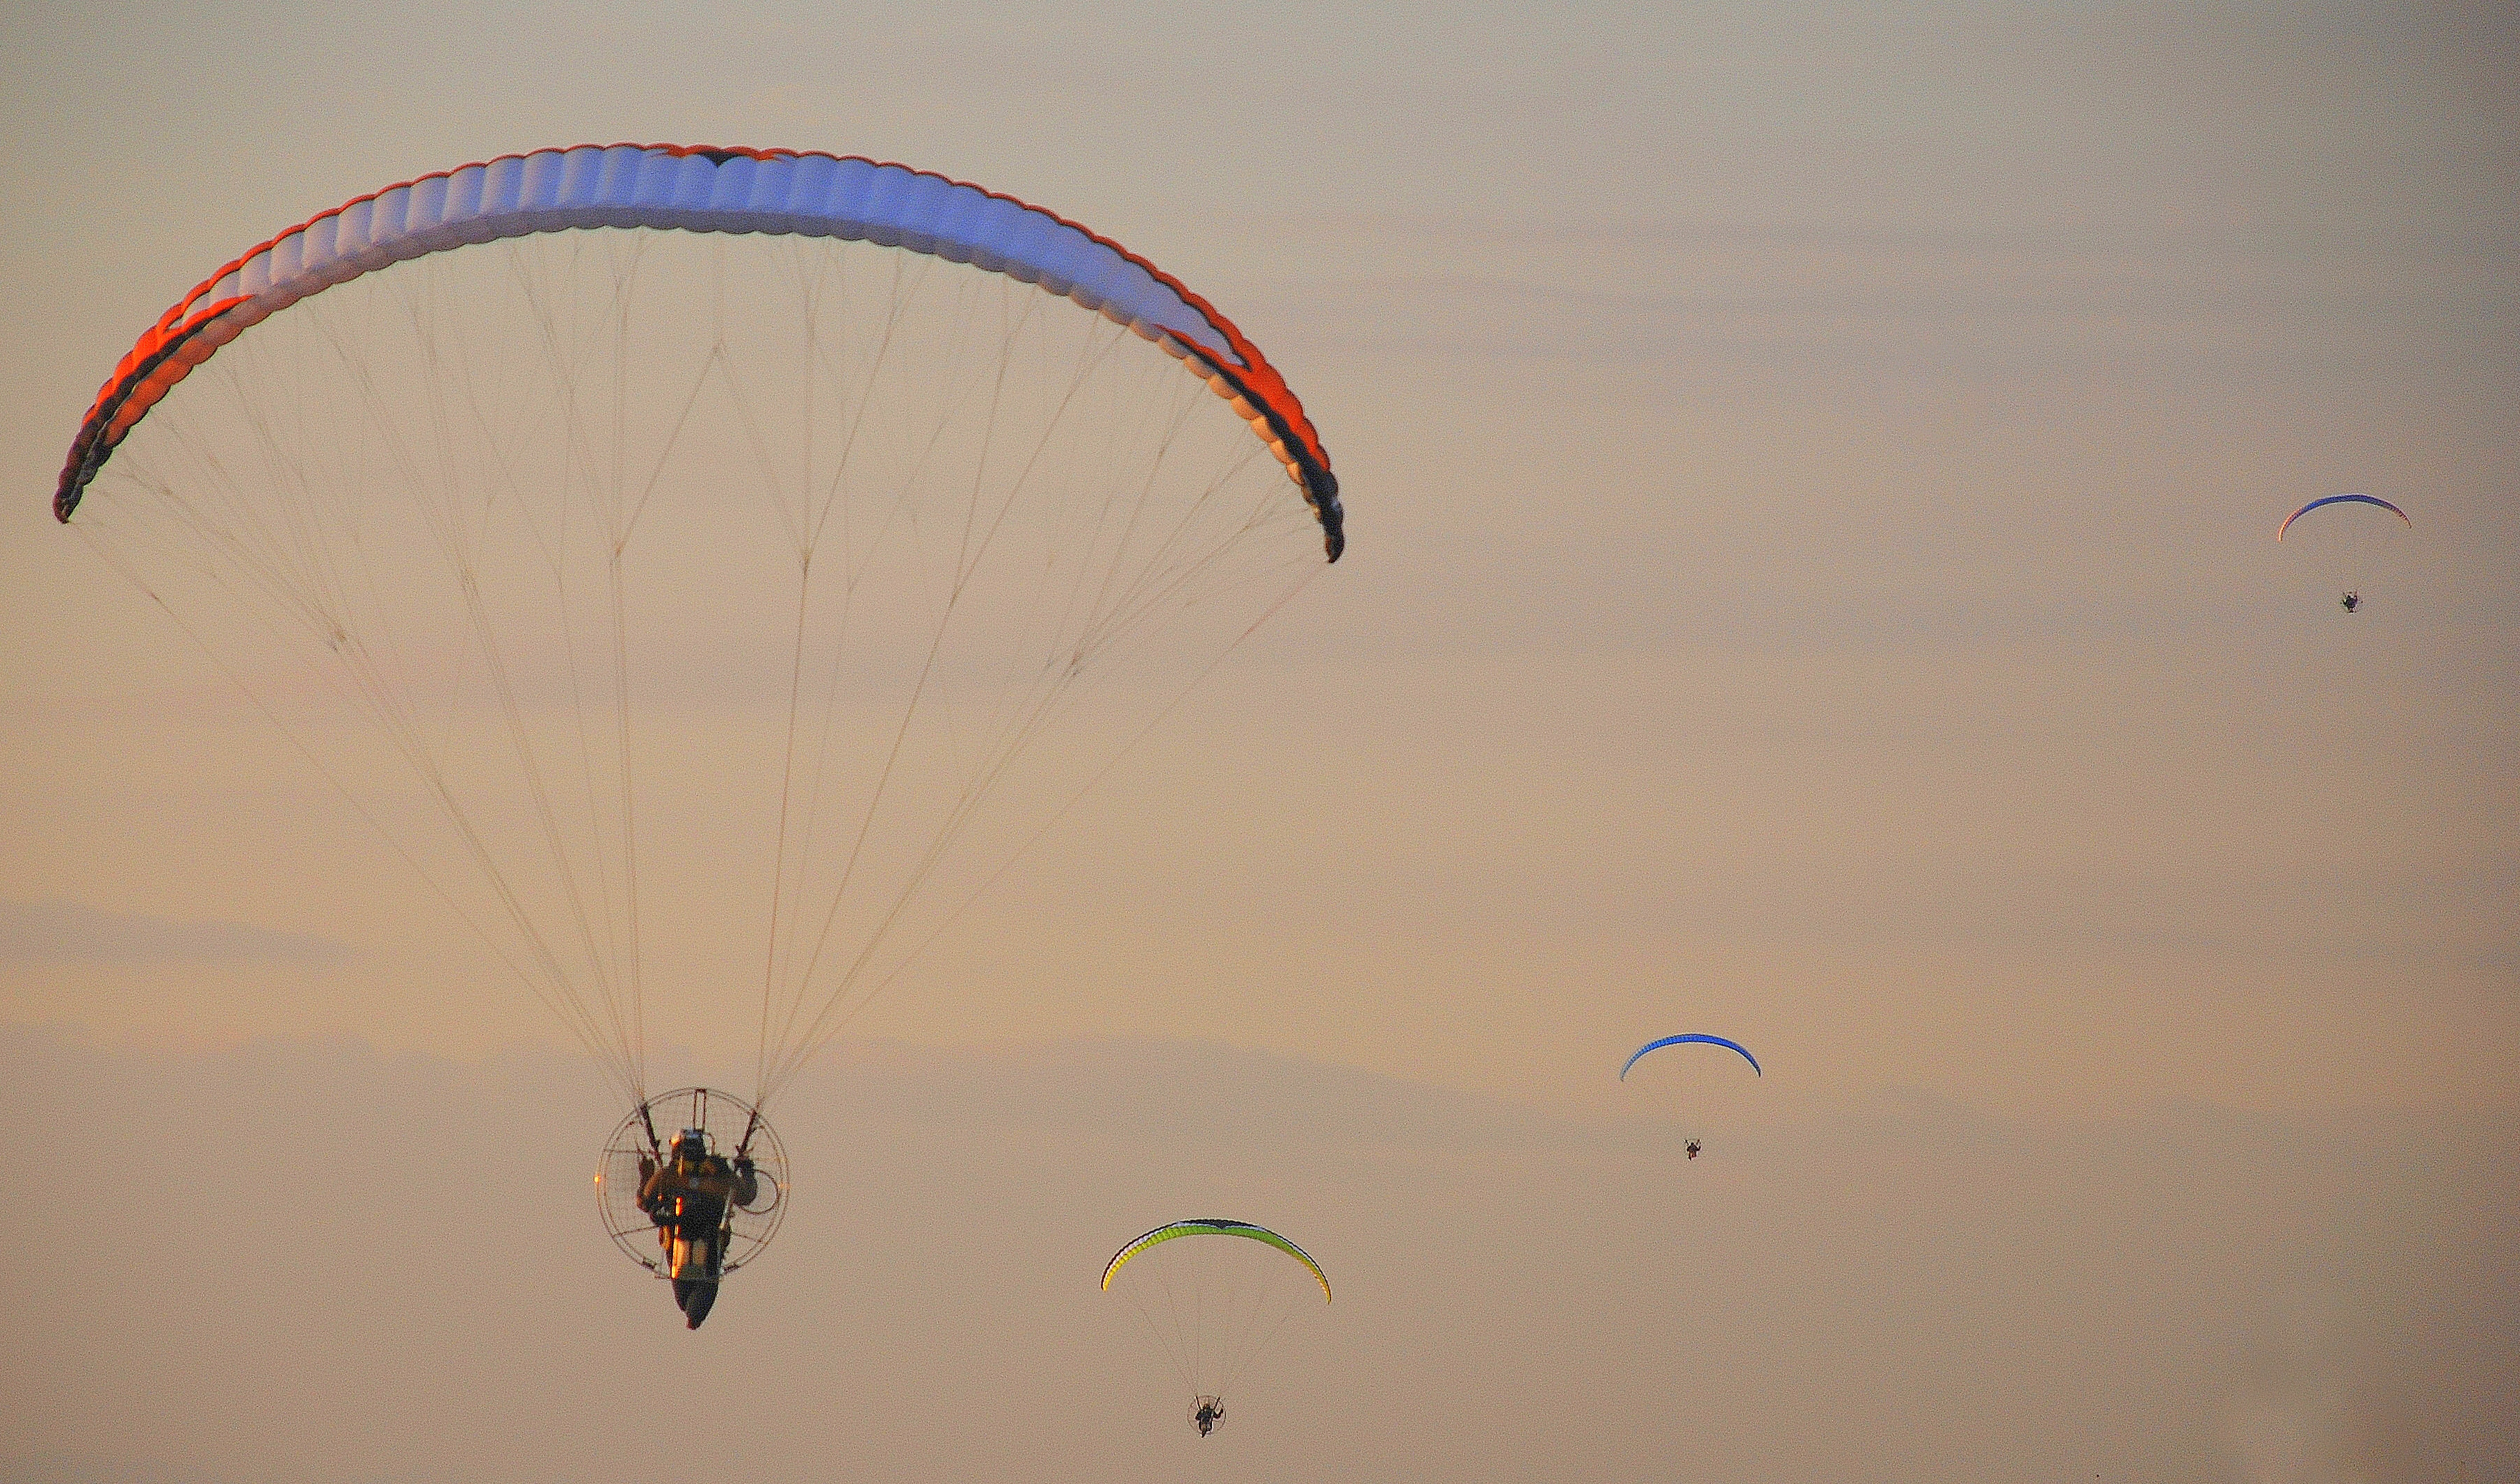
[3,1,2513,1480]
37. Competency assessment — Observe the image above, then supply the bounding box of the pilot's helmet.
[672,1129,708,1161]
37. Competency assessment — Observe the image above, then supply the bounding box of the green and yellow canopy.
[1100,1219,1331,1302]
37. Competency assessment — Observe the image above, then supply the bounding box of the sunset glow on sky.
[3,3,2513,1480]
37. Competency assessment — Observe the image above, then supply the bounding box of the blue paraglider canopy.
[1620,1034,1761,1081]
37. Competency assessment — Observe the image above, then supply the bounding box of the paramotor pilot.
[638,1128,758,1329]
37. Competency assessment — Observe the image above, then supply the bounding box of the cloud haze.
[0,898,353,966]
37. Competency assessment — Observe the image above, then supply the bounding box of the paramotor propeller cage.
[595,1088,790,1279]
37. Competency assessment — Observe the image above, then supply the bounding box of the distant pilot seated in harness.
[637,1127,758,1329]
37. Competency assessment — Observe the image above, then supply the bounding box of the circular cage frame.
[595,1087,791,1279]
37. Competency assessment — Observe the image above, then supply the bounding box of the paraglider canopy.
[1101,1218,1332,1302]
[2276,493,2409,541]
[56,144,1343,557]
[1620,1033,1761,1081]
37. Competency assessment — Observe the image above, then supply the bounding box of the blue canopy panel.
[1620,1033,1761,1080]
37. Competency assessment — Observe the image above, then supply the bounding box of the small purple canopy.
[2277,494,2410,540]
